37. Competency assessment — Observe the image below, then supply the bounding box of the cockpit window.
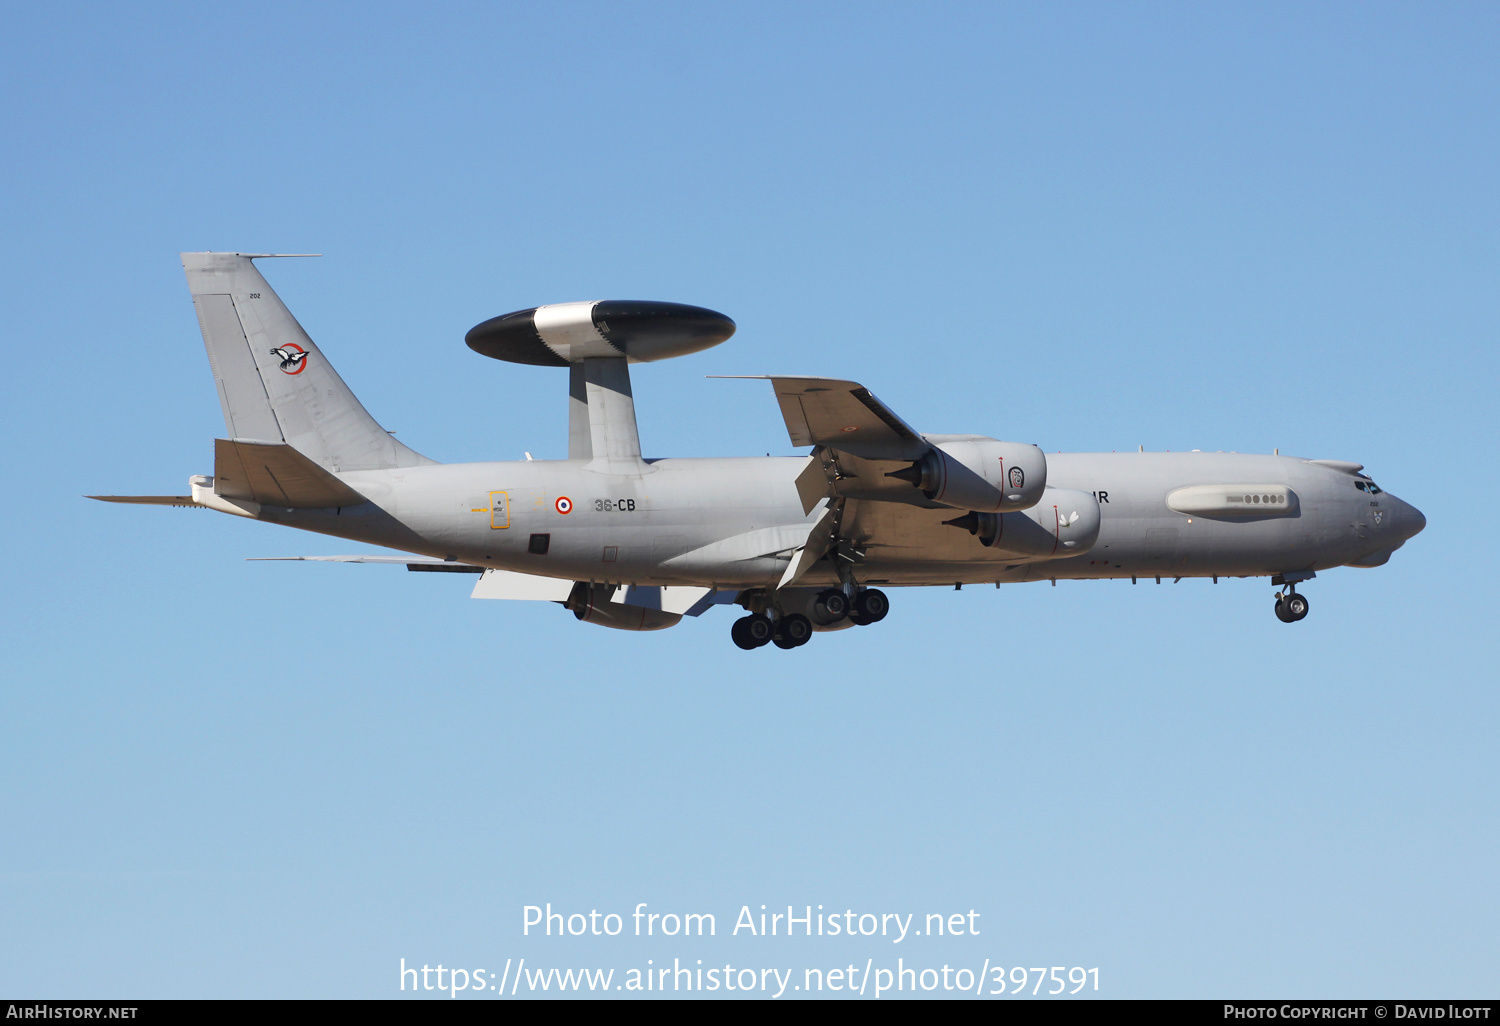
[1355,479,1383,494]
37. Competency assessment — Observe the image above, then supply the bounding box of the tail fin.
[182,253,433,471]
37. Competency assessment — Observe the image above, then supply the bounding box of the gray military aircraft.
[92,253,1425,649]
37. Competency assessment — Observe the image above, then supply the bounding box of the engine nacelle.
[887,435,1047,512]
[565,583,682,631]
[943,487,1100,559]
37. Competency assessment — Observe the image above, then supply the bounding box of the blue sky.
[1,1,1495,998]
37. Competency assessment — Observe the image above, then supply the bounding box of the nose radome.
[1398,497,1426,539]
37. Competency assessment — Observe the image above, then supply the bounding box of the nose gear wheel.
[1273,587,1309,623]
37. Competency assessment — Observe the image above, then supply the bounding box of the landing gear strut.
[1274,587,1309,623]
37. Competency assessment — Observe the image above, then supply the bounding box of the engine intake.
[887,435,1047,512]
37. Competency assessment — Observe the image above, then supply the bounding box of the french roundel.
[555,496,573,515]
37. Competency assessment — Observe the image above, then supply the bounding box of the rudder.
[183,252,432,471]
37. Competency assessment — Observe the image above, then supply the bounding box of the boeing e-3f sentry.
[92,253,1426,649]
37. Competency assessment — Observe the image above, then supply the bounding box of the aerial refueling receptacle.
[466,300,736,366]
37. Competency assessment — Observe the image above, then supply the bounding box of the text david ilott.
[523,903,980,942]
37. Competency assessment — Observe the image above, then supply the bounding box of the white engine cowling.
[565,583,682,631]
[943,487,1100,559]
[887,435,1047,512]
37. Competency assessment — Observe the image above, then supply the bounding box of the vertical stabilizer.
[182,252,432,471]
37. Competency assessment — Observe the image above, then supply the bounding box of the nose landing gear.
[1274,588,1309,623]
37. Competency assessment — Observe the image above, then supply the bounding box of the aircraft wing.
[717,376,929,461]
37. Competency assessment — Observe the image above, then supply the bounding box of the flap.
[777,501,845,589]
[214,438,368,508]
[621,586,730,617]
[793,451,832,515]
[471,569,577,601]
[661,523,819,573]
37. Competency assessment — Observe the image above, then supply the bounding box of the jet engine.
[886,435,1047,512]
[943,487,1100,558]
[565,583,682,631]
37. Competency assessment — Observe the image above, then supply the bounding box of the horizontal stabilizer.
[86,495,198,507]
[215,438,367,508]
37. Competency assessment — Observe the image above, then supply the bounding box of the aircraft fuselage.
[260,450,1423,588]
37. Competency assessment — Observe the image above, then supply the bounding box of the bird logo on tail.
[270,345,309,374]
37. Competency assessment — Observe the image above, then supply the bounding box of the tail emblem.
[270,345,309,375]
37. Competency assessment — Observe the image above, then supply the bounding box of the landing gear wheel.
[772,613,813,649]
[1274,592,1309,623]
[813,588,849,623]
[1284,592,1309,621]
[853,588,889,624]
[732,614,774,649]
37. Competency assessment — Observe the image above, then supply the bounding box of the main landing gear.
[730,588,889,650]
[849,588,889,626]
[730,614,774,649]
[1273,587,1309,623]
